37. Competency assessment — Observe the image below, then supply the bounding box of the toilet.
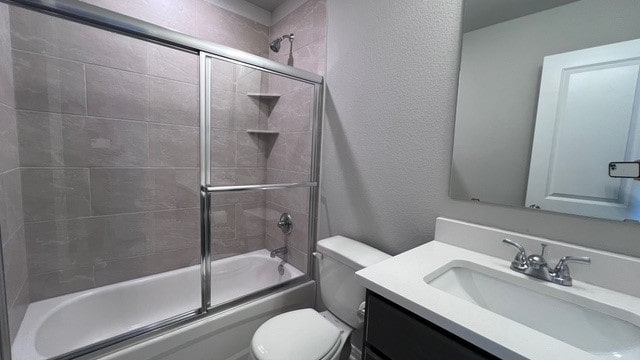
[249,236,390,360]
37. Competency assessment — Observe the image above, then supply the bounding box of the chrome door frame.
[0,0,324,359]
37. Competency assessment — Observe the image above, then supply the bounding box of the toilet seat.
[250,308,342,360]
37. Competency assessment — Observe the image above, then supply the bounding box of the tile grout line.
[16,107,200,129]
[22,206,201,225]
[11,48,199,86]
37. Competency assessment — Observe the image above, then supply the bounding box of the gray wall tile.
[16,111,64,166]
[265,172,310,215]
[2,227,27,306]
[21,168,90,222]
[150,208,199,252]
[18,111,149,167]
[237,132,260,167]
[8,279,28,343]
[284,132,312,174]
[149,124,198,167]
[0,103,19,173]
[211,129,236,167]
[148,43,199,84]
[236,67,261,94]
[12,50,87,114]
[0,169,24,244]
[267,72,308,96]
[86,65,149,121]
[81,0,198,37]
[266,133,287,171]
[10,7,148,73]
[25,213,152,274]
[90,168,198,215]
[235,203,265,238]
[286,246,307,273]
[149,77,198,126]
[212,204,235,240]
[268,87,313,132]
[8,7,52,57]
[232,93,260,130]
[29,266,94,302]
[195,0,269,57]
[212,236,262,260]
[265,234,284,252]
[236,168,266,185]
[211,58,236,92]
[211,168,237,186]
[94,246,200,286]
[0,4,15,108]
[211,87,235,130]
[212,192,265,207]
[290,39,327,76]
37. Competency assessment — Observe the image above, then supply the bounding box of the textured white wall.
[321,0,640,258]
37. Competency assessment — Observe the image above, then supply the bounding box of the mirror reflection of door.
[526,39,640,220]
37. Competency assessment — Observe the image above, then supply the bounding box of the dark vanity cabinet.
[362,291,498,360]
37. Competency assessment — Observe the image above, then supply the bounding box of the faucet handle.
[502,238,527,271]
[539,243,547,257]
[552,256,591,286]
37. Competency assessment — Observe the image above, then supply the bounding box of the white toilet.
[249,236,390,360]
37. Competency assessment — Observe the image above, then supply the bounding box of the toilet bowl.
[249,236,390,360]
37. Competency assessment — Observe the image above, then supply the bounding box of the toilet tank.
[316,236,390,328]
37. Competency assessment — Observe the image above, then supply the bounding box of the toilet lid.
[251,309,342,360]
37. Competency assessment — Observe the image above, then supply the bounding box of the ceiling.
[244,0,289,12]
[463,0,579,32]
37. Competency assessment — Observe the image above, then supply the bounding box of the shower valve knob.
[277,213,293,235]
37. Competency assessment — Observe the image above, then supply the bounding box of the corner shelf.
[246,129,279,135]
[246,93,281,99]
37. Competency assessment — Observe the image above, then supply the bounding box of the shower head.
[269,33,294,53]
[269,38,282,52]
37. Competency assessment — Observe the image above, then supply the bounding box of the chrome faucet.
[503,239,590,286]
[270,246,288,258]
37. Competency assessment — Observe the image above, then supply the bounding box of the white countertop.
[356,240,640,360]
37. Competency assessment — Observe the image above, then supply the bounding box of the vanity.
[356,218,640,360]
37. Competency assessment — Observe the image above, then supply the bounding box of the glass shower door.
[203,55,319,308]
[1,5,202,359]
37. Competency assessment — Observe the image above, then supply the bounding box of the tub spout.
[270,247,288,258]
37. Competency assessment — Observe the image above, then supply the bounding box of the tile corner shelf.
[246,129,280,135]
[246,93,281,99]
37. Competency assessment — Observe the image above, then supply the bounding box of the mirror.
[451,0,640,222]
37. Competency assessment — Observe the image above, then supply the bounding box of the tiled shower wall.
[265,0,327,272]
[0,3,29,343]
[10,7,201,302]
[209,60,270,258]
[5,0,326,304]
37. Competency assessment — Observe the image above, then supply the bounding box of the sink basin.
[425,262,640,359]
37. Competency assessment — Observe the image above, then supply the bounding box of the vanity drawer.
[364,291,497,360]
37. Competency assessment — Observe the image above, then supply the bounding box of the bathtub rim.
[49,275,312,360]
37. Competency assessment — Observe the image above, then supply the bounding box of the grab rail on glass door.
[202,182,317,193]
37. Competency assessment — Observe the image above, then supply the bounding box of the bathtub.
[12,249,309,360]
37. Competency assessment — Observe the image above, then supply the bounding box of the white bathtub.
[12,249,308,360]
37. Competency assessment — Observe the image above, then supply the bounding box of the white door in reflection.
[526,39,640,220]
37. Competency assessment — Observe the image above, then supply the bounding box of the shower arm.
[282,33,295,42]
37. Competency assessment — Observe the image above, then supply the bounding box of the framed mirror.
[451,0,640,222]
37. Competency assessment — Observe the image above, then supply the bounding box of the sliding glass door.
[2,5,201,359]
[201,54,320,309]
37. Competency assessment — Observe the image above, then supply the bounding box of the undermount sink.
[425,261,640,359]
